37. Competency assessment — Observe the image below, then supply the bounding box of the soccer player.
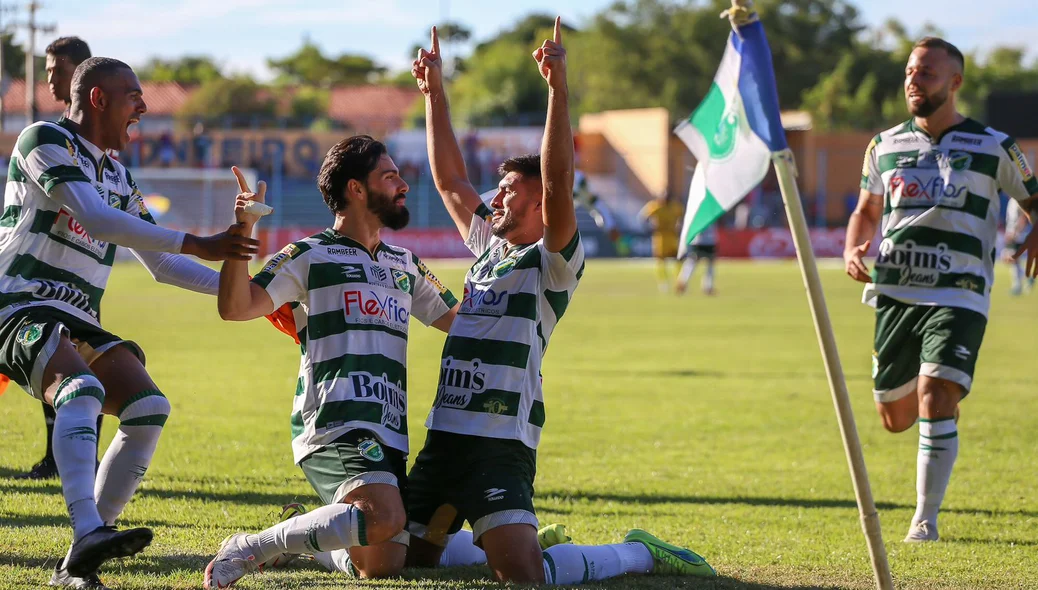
[845,37,1038,542]
[573,169,628,255]
[203,136,460,588]
[0,56,259,583]
[1004,198,1035,295]
[676,221,718,295]
[407,21,715,583]
[13,36,97,482]
[639,194,685,291]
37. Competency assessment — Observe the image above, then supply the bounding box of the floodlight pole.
[771,149,895,590]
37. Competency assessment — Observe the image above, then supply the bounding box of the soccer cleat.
[15,456,59,479]
[204,533,260,589]
[624,529,716,577]
[65,526,153,578]
[259,503,308,569]
[537,523,572,550]
[50,560,110,589]
[903,521,939,543]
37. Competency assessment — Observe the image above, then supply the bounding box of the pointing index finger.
[431,25,440,55]
[553,16,562,44]
[231,166,251,194]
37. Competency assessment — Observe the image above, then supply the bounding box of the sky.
[16,0,1038,81]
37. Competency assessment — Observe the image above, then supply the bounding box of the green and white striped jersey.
[424,205,584,449]
[860,118,1038,316]
[0,118,174,328]
[251,230,457,463]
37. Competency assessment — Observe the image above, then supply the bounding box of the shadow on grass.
[0,512,189,529]
[538,489,1038,519]
[0,480,318,508]
[570,367,873,383]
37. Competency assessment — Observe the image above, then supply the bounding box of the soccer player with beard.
[845,37,1038,542]
[204,135,460,588]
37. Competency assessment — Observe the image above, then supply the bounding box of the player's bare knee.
[490,557,545,584]
[880,412,916,433]
[918,378,962,419]
[351,497,405,545]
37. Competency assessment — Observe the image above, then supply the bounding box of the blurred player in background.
[675,221,717,295]
[845,37,1038,543]
[410,20,715,584]
[1004,198,1034,295]
[639,194,684,291]
[11,36,96,482]
[573,169,628,256]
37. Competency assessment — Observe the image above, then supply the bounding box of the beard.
[490,210,518,238]
[366,187,410,230]
[908,86,949,118]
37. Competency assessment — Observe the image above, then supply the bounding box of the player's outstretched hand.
[844,240,872,283]
[1013,226,1038,279]
[182,228,260,261]
[231,166,271,226]
[533,17,566,89]
[412,26,443,97]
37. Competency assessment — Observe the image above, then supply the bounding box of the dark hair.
[317,135,388,213]
[498,154,541,180]
[46,36,91,65]
[914,37,965,73]
[70,57,133,107]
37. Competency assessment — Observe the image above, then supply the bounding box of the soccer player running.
[845,37,1038,542]
[639,194,685,292]
[13,36,96,482]
[203,136,460,588]
[675,221,718,296]
[406,20,715,584]
[0,57,258,584]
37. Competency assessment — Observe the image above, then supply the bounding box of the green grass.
[1,259,1036,590]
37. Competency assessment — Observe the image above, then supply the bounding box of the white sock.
[677,258,697,285]
[703,259,715,291]
[313,549,354,574]
[914,417,959,526]
[542,543,653,584]
[246,503,365,564]
[439,529,487,567]
[95,390,170,525]
[52,373,106,540]
[1012,259,1024,289]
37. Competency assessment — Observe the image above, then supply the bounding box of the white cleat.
[203,533,259,589]
[903,521,939,543]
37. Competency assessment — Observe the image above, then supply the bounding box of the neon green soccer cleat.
[624,529,716,577]
[537,523,572,550]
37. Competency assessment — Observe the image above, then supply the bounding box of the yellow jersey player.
[639,195,684,291]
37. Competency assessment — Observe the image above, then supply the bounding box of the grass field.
[1,259,1036,590]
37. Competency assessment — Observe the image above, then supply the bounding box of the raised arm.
[218,167,276,321]
[534,17,577,253]
[413,26,484,239]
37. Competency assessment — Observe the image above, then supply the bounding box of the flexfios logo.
[344,290,410,328]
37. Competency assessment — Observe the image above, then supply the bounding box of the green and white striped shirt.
[425,206,584,449]
[252,230,457,463]
[860,118,1038,316]
[0,118,183,328]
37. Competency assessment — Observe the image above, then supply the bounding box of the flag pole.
[771,149,895,590]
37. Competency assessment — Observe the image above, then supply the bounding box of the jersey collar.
[57,116,112,182]
[321,228,387,261]
[906,116,978,144]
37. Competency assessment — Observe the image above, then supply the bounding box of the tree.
[176,76,275,126]
[137,56,224,85]
[267,39,385,87]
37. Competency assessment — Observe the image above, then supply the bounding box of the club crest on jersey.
[947,151,972,172]
[16,322,44,345]
[391,269,411,293]
[492,257,517,278]
[108,191,122,209]
[358,439,385,462]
